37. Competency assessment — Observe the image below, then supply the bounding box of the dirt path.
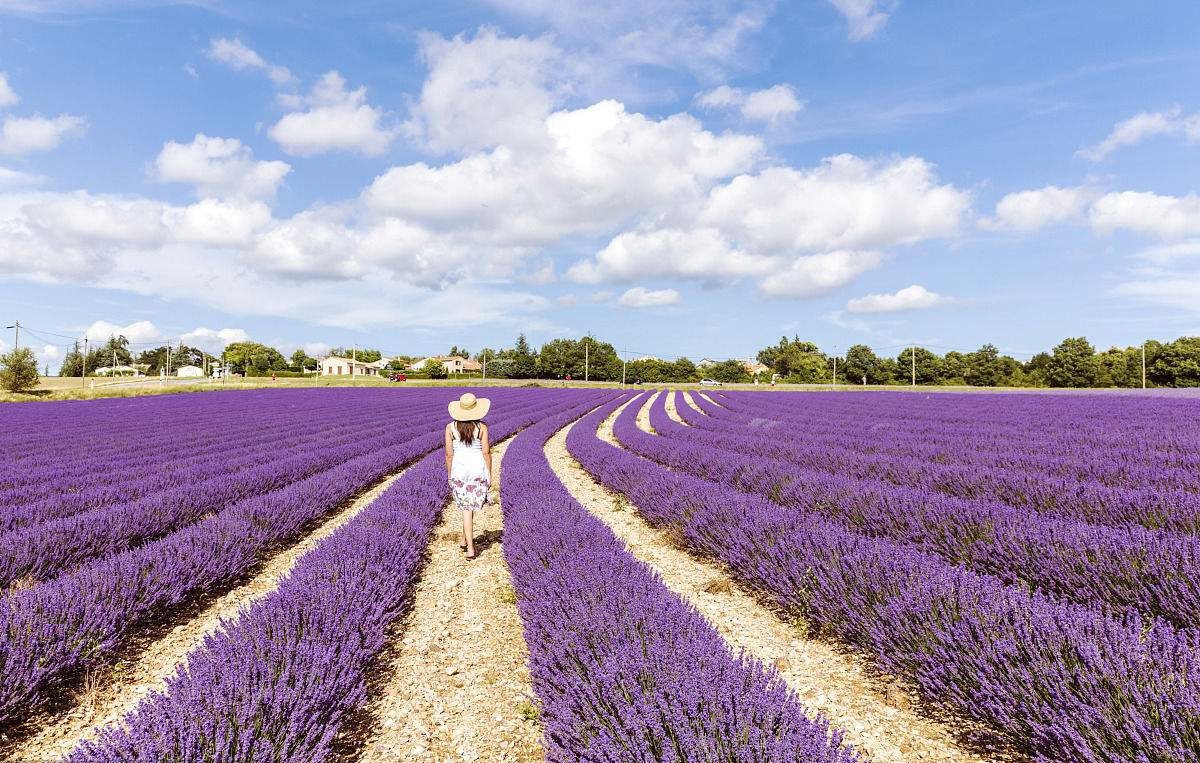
[680,389,706,414]
[555,398,994,763]
[357,439,542,763]
[13,466,415,762]
[664,391,687,425]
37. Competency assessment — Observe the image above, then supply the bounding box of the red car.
[388,372,407,382]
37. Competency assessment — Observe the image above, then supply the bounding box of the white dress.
[449,423,489,512]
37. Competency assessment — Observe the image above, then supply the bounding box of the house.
[696,358,719,368]
[319,355,385,376]
[407,356,481,374]
[176,365,204,378]
[741,360,770,376]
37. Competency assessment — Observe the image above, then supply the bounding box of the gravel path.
[680,389,705,414]
[356,439,542,763]
[11,466,415,762]
[557,395,995,763]
[664,390,687,424]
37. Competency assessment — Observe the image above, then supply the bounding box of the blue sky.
[1,0,1198,369]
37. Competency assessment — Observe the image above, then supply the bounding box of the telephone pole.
[621,349,627,386]
[482,349,488,381]
[4,320,18,349]
[1142,341,1147,389]
[584,337,589,383]
[911,345,917,387]
[81,336,88,387]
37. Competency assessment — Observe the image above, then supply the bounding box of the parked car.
[388,372,408,382]
[699,378,723,386]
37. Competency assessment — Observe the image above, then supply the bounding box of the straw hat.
[448,392,490,421]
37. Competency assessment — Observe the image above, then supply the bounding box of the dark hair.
[454,419,485,445]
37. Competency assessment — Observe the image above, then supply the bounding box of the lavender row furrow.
[641,394,1200,627]
[65,392,598,762]
[499,395,862,763]
[573,397,1200,763]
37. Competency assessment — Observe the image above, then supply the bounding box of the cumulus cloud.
[617,286,681,307]
[758,250,885,298]
[206,37,294,86]
[567,228,772,284]
[0,114,85,155]
[0,165,44,187]
[181,326,251,353]
[269,71,395,156]
[83,319,162,343]
[980,185,1091,232]
[154,134,290,200]
[1110,276,1200,312]
[697,84,803,123]
[1078,107,1200,162]
[845,284,954,313]
[0,72,18,108]
[1089,191,1200,239]
[406,28,567,154]
[827,0,891,41]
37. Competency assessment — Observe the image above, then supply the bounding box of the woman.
[445,392,492,559]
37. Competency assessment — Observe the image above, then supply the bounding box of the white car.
[699,378,723,386]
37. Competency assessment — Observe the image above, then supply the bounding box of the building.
[407,356,481,374]
[696,358,719,368]
[741,360,770,376]
[93,365,141,377]
[319,356,385,376]
[175,365,204,378]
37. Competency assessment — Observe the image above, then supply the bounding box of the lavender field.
[1,386,1197,762]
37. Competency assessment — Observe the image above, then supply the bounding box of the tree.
[537,336,620,380]
[896,347,944,385]
[224,341,289,375]
[0,347,39,392]
[1150,336,1200,387]
[707,359,750,383]
[842,345,888,384]
[1046,337,1097,388]
[506,334,538,379]
[291,349,316,372]
[757,336,828,381]
[329,347,382,363]
[138,344,213,375]
[448,345,470,359]
[59,340,84,377]
[963,344,1004,387]
[422,359,448,379]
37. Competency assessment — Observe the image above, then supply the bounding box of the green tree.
[60,340,84,377]
[509,333,538,379]
[706,359,751,383]
[537,336,620,380]
[963,344,1004,387]
[896,347,944,385]
[329,347,382,363]
[448,345,470,359]
[422,359,448,379]
[757,336,828,381]
[224,341,289,375]
[0,347,39,392]
[1046,337,1097,388]
[290,349,316,372]
[1150,336,1200,387]
[842,345,888,384]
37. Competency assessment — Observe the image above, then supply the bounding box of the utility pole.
[1142,341,1147,389]
[482,349,487,381]
[584,337,589,383]
[621,350,627,386]
[911,344,917,387]
[4,320,18,349]
[81,336,88,387]
[832,354,837,386]
[112,348,117,380]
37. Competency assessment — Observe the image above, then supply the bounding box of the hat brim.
[448,397,490,421]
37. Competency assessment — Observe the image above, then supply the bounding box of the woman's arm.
[444,424,454,478]
[481,423,492,483]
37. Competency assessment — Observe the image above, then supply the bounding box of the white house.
[93,365,140,377]
[407,356,481,374]
[320,356,385,376]
[697,358,719,368]
[176,365,204,378]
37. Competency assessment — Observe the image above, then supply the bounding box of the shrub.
[0,347,39,392]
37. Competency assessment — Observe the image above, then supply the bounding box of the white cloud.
[206,37,294,86]
[406,28,567,154]
[269,71,395,156]
[83,319,162,343]
[0,114,85,155]
[697,84,803,123]
[827,0,891,41]
[0,72,18,108]
[481,0,769,80]
[590,290,612,303]
[980,185,1090,232]
[1089,191,1200,239]
[1110,276,1200,312]
[617,286,681,307]
[180,327,251,353]
[568,228,772,284]
[758,250,884,298]
[154,134,291,200]
[1134,240,1200,264]
[845,284,954,313]
[556,293,578,307]
[0,165,44,187]
[1077,108,1200,162]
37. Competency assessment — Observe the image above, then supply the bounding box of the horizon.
[1,1,1198,372]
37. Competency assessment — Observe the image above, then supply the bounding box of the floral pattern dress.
[449,423,490,512]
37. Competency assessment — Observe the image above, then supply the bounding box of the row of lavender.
[580,393,1199,763]
[0,389,532,727]
[651,393,1200,629]
[68,389,604,761]
[497,394,861,762]
[686,392,1200,530]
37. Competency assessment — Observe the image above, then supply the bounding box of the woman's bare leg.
[462,510,475,557]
